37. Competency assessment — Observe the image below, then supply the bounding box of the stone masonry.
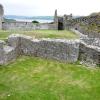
[79,41,100,66]
[72,29,100,67]
[0,34,80,65]
[0,40,17,65]
[0,4,4,29]
[0,34,100,67]
[2,22,57,30]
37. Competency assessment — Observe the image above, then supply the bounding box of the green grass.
[0,30,78,40]
[0,56,100,100]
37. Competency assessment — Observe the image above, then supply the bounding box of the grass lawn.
[0,30,78,40]
[0,56,100,100]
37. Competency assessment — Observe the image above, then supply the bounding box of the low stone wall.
[72,25,100,38]
[72,29,100,66]
[0,40,18,65]
[0,34,99,67]
[64,19,100,38]
[79,41,100,66]
[8,34,80,62]
[71,29,100,47]
[2,22,57,30]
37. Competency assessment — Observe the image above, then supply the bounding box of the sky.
[0,0,100,16]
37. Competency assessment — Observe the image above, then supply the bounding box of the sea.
[4,15,54,23]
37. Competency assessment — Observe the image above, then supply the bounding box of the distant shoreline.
[4,15,54,23]
[14,18,53,23]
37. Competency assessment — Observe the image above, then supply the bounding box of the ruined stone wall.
[73,25,100,38]
[64,16,100,38]
[79,41,100,66]
[71,29,100,67]
[0,34,99,67]
[80,37,100,67]
[0,34,80,65]
[0,40,18,65]
[0,18,2,29]
[8,34,80,62]
[0,4,4,29]
[0,40,5,64]
[2,22,57,30]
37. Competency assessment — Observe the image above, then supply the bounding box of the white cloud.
[0,0,100,16]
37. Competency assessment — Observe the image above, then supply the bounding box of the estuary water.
[5,15,54,23]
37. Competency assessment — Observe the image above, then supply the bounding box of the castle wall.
[2,22,57,30]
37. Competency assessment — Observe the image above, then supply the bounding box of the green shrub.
[32,20,39,23]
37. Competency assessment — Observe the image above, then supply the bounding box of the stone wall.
[8,34,80,62]
[0,18,2,29]
[2,22,57,30]
[0,34,80,65]
[0,4,4,29]
[73,25,100,38]
[72,29,100,67]
[63,15,100,38]
[79,37,100,67]
[79,41,100,66]
[0,40,18,65]
[0,34,99,67]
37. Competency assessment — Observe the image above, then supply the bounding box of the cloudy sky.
[1,0,100,16]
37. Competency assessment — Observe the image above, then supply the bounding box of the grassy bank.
[0,56,100,100]
[0,30,78,40]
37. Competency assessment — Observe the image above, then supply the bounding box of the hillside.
[81,14,100,32]
[90,12,100,16]
[72,12,100,37]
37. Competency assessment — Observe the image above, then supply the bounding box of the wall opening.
[58,22,64,30]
